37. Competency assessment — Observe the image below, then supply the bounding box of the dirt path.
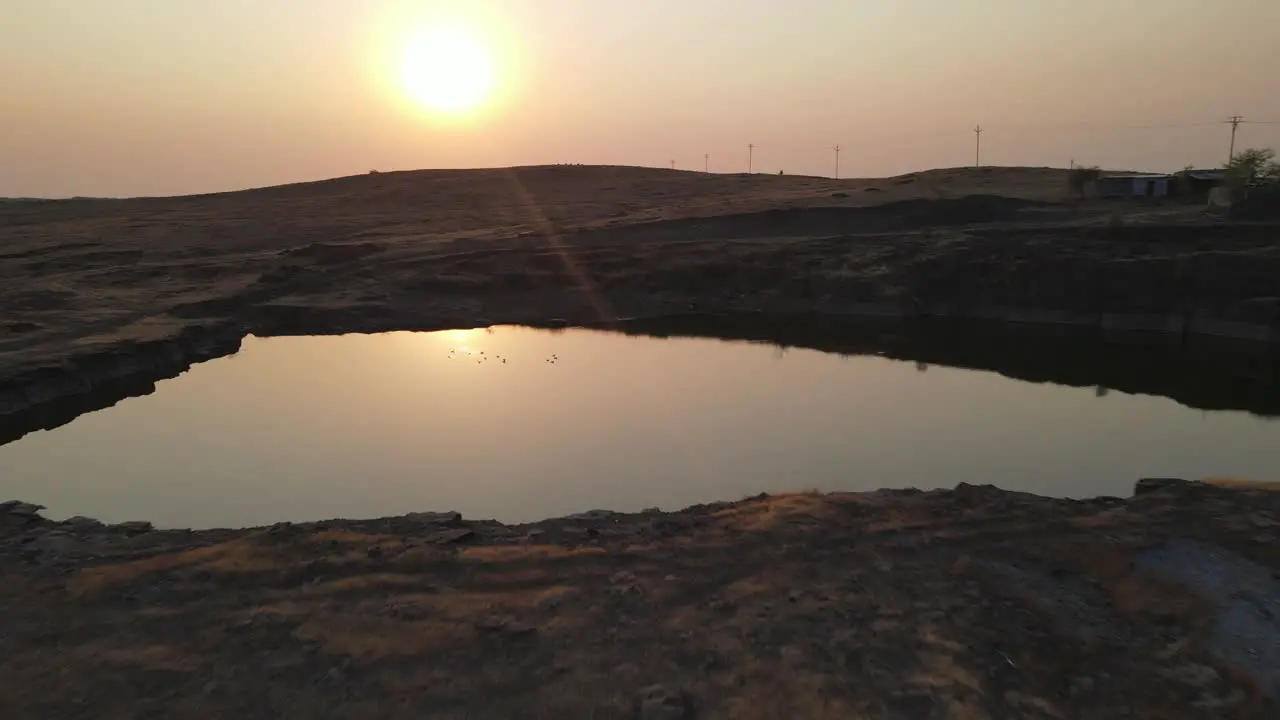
[2,479,1278,718]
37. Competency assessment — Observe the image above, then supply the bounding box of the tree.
[1067,165,1101,198]
[1224,148,1279,189]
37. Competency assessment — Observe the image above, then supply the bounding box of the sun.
[401,26,495,115]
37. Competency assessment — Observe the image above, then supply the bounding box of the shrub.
[1067,165,1102,198]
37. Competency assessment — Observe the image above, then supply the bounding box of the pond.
[1,321,1278,528]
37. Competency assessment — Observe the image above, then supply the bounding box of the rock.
[1250,513,1279,529]
[62,516,103,530]
[474,618,536,638]
[202,680,219,694]
[404,511,463,526]
[1069,676,1095,697]
[952,482,1001,503]
[114,521,154,535]
[890,693,936,717]
[0,501,45,518]
[637,685,692,720]
[30,534,80,557]
[430,528,474,544]
[1134,478,1188,495]
[564,510,617,523]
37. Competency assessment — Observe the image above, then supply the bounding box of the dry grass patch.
[459,544,607,563]
[1200,477,1280,491]
[719,658,856,720]
[293,612,471,660]
[712,492,832,532]
[910,652,984,694]
[68,538,276,595]
[311,530,396,545]
[1081,552,1216,634]
[307,573,427,594]
[239,600,316,621]
[724,575,775,601]
[1002,691,1065,718]
[1070,507,1131,529]
[84,643,204,672]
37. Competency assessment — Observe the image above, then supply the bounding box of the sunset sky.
[3,0,1279,197]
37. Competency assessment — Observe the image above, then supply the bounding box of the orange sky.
[3,0,1279,197]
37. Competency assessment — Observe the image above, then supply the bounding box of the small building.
[1095,173,1171,199]
[1172,169,1225,196]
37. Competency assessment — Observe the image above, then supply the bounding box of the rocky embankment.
[4,216,1280,444]
[2,478,1278,718]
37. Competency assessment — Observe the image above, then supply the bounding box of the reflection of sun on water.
[401,25,496,116]
[446,329,480,345]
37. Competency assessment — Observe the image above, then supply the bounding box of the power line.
[704,153,709,173]
[748,144,754,174]
[833,145,840,179]
[974,125,983,167]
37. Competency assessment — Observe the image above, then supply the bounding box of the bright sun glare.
[401,26,496,115]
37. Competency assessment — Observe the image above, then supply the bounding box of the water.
[1,323,1278,528]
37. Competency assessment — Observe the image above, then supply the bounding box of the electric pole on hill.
[834,145,841,179]
[974,125,983,167]
[704,153,709,173]
[748,144,754,174]
[670,160,675,171]
[1227,115,1243,163]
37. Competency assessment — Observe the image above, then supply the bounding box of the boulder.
[114,520,154,535]
[0,500,45,518]
[1134,478,1189,496]
[404,511,463,526]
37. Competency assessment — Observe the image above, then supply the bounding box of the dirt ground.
[3,165,1280,717]
[2,479,1278,718]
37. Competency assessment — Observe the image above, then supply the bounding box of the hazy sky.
[4,0,1279,197]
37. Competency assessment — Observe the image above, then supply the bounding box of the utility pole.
[1227,115,1243,163]
[834,145,841,179]
[704,153,709,173]
[748,144,754,174]
[670,160,675,171]
[974,125,983,167]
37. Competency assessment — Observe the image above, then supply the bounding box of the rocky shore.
[2,478,1278,718]
[4,212,1280,444]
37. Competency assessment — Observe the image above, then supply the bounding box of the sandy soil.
[2,479,1279,718]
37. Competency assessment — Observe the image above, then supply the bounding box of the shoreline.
[0,476,1270,533]
[3,478,1278,716]
[2,302,1277,446]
